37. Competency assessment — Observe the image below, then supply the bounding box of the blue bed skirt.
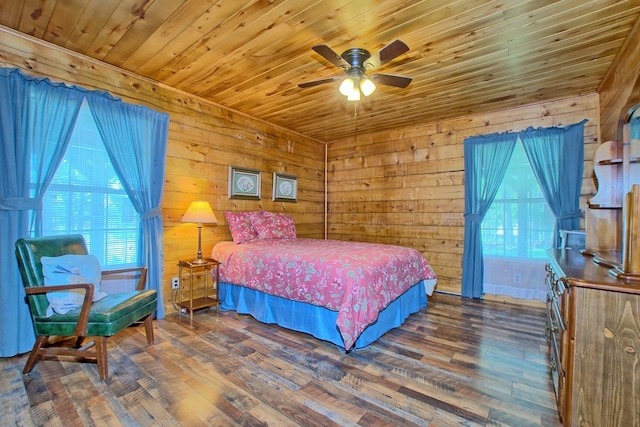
[218,280,428,351]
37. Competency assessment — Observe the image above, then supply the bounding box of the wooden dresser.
[546,248,640,427]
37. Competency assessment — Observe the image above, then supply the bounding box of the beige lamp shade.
[181,201,217,224]
[181,201,217,263]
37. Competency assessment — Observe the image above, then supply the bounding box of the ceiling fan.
[298,39,412,101]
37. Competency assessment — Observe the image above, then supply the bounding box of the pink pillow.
[249,211,296,240]
[224,211,258,244]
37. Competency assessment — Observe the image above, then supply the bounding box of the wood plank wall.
[599,13,640,142]
[326,95,600,294]
[0,27,326,312]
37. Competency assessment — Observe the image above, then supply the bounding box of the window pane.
[481,141,554,259]
[40,101,138,267]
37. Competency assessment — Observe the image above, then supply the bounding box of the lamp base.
[190,258,209,265]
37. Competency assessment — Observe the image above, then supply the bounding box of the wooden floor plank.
[1,364,37,427]
[0,293,561,426]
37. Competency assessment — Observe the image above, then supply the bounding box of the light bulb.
[339,78,354,96]
[360,78,376,96]
[347,87,361,101]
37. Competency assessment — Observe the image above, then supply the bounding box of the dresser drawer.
[545,262,567,418]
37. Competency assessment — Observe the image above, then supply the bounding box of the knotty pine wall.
[326,95,600,294]
[0,27,326,312]
[599,14,640,142]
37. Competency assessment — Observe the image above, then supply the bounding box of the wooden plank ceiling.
[1,0,639,142]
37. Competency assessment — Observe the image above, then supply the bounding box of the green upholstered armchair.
[15,234,157,380]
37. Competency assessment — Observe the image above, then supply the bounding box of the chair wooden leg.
[23,335,48,375]
[95,336,108,380]
[143,314,155,344]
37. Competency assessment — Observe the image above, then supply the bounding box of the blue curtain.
[462,120,587,299]
[462,132,518,298]
[87,93,169,319]
[0,68,84,357]
[520,120,587,248]
[0,67,169,356]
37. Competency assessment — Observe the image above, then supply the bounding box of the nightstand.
[177,258,220,323]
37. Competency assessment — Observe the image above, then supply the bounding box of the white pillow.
[41,254,107,317]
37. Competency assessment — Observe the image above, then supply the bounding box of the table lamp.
[181,200,217,264]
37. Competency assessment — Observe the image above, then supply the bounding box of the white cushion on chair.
[41,254,107,317]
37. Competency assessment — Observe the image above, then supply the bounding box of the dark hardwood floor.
[1,293,560,426]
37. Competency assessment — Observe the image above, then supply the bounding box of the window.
[481,141,555,259]
[37,100,139,267]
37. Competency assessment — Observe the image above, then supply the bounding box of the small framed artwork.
[273,173,297,202]
[228,166,261,200]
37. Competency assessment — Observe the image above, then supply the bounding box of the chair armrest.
[102,266,147,290]
[25,283,94,337]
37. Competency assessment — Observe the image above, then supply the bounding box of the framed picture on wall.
[228,166,261,199]
[273,173,297,202]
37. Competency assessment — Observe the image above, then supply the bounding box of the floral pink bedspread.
[211,239,437,349]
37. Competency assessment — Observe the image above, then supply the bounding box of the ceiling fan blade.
[364,39,409,70]
[298,76,341,89]
[311,45,350,70]
[371,73,412,88]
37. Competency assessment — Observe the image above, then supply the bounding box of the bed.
[212,211,438,351]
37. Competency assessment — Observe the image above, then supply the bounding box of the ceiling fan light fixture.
[360,77,376,96]
[347,87,361,101]
[299,40,411,100]
[339,77,355,96]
